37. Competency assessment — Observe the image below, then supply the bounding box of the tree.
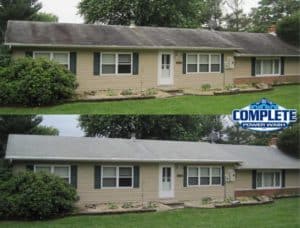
[248,0,300,32]
[31,12,58,22]
[277,124,300,158]
[78,115,222,141]
[277,12,300,46]
[0,0,59,42]
[206,0,223,30]
[78,0,220,28]
[223,0,251,31]
[0,115,59,158]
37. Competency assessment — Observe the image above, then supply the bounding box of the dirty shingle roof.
[5,21,299,56]
[5,135,300,169]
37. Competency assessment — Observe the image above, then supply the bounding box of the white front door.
[158,52,174,85]
[159,165,174,198]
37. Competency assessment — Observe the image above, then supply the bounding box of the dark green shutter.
[133,53,139,75]
[183,53,186,74]
[183,166,187,187]
[25,51,33,57]
[94,165,101,189]
[26,164,34,171]
[93,52,100,76]
[252,170,257,189]
[221,54,224,73]
[69,52,77,75]
[251,57,256,76]
[133,166,140,188]
[280,57,285,75]
[282,170,285,187]
[222,166,225,186]
[70,165,77,188]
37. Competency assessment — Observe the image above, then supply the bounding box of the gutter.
[234,53,300,57]
[4,42,242,51]
[5,156,242,164]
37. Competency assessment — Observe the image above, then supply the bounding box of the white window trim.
[33,51,70,70]
[101,165,134,189]
[255,58,281,77]
[187,165,222,187]
[100,52,133,76]
[186,53,221,74]
[256,170,282,189]
[33,164,71,184]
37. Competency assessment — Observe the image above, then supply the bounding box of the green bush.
[201,84,211,91]
[0,58,77,106]
[0,170,78,220]
[120,88,134,96]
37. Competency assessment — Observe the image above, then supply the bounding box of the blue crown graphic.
[250,98,278,109]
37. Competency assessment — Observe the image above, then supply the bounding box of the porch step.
[159,200,185,209]
[158,87,184,93]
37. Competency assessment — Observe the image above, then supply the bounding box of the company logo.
[232,98,297,132]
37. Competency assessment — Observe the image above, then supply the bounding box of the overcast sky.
[39,0,259,23]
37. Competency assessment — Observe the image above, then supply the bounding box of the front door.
[158,52,173,85]
[159,165,174,198]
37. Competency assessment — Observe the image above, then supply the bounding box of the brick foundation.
[234,75,300,85]
[235,188,300,198]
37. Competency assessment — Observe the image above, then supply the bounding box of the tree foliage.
[248,0,300,32]
[31,12,59,22]
[78,0,221,28]
[0,115,59,158]
[78,115,222,141]
[277,12,300,46]
[277,124,300,158]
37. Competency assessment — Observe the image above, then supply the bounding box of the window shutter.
[252,170,257,189]
[251,57,256,76]
[133,166,140,188]
[183,53,186,74]
[280,57,285,76]
[93,52,100,76]
[281,170,286,188]
[183,166,187,187]
[221,54,224,73]
[133,53,139,75]
[69,52,77,75]
[222,166,225,186]
[26,164,34,171]
[25,51,33,58]
[70,165,77,188]
[94,165,101,189]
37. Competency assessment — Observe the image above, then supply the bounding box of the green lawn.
[0,198,299,228]
[0,85,299,114]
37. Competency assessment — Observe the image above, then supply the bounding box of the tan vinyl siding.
[286,170,300,187]
[234,170,252,190]
[233,57,252,78]
[285,57,300,75]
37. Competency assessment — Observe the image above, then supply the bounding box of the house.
[5,134,300,204]
[4,21,300,93]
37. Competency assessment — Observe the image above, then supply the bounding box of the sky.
[39,0,259,23]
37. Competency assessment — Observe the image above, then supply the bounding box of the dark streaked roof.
[5,135,300,169]
[5,21,299,56]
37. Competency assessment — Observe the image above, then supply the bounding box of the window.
[188,167,199,185]
[186,53,221,73]
[102,166,133,188]
[34,52,69,69]
[34,165,70,183]
[187,54,198,73]
[187,166,222,187]
[101,53,132,75]
[255,58,280,76]
[256,170,281,189]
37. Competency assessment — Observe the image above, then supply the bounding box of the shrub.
[0,57,77,106]
[201,84,211,91]
[277,124,300,158]
[120,88,134,96]
[106,88,117,96]
[122,202,134,209]
[144,88,157,96]
[0,171,78,220]
[107,202,118,209]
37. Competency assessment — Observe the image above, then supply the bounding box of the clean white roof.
[5,135,300,169]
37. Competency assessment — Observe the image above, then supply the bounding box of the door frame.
[158,164,175,198]
[157,51,174,86]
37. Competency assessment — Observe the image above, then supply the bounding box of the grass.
[0,198,299,228]
[0,85,299,114]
